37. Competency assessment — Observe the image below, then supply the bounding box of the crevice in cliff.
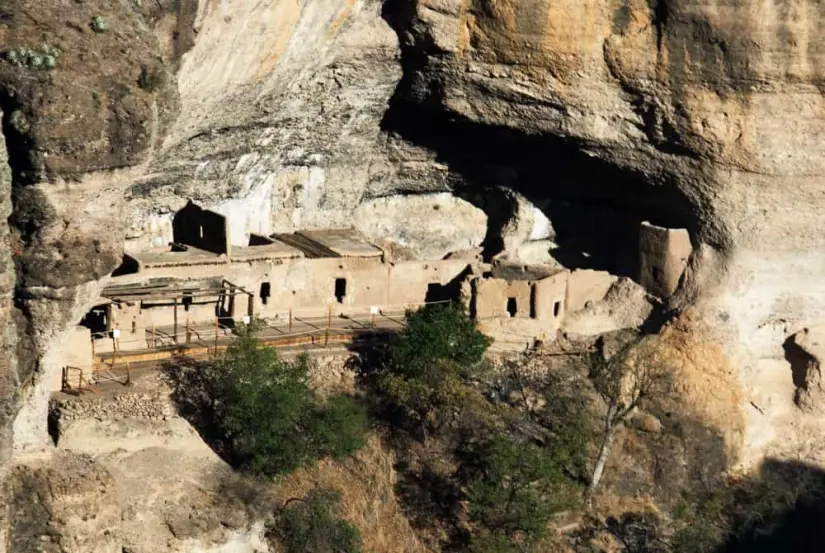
[0,106,42,392]
[650,0,670,52]
[0,99,36,187]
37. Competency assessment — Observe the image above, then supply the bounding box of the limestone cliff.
[2,0,825,525]
[385,0,825,465]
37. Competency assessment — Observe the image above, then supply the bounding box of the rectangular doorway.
[335,278,347,303]
[260,282,271,305]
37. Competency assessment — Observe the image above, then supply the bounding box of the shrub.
[468,532,521,553]
[270,488,362,553]
[465,434,579,552]
[91,15,107,33]
[8,110,30,134]
[305,395,368,460]
[5,44,62,70]
[376,303,492,436]
[390,302,491,370]
[137,63,165,92]
[210,331,368,477]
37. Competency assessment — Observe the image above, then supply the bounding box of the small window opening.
[260,282,271,305]
[131,320,137,334]
[506,297,518,317]
[335,278,347,303]
[182,293,193,312]
[530,284,537,319]
[553,301,561,318]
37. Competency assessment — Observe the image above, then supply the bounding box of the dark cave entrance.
[378,3,703,278]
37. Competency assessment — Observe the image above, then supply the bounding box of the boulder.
[786,326,825,412]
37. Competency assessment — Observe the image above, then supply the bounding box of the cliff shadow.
[378,1,702,275]
[715,458,825,552]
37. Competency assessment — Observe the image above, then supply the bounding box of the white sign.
[242,315,251,325]
[111,329,121,339]
[369,306,379,315]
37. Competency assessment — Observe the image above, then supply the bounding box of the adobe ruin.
[64,202,694,388]
[638,221,693,298]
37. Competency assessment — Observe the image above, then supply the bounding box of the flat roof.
[272,228,382,258]
[102,277,249,301]
[136,245,227,268]
[231,240,304,263]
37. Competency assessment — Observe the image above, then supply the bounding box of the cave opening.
[378,5,703,280]
[79,304,110,336]
[382,100,698,278]
[111,254,139,277]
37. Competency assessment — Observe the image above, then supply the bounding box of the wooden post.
[214,317,219,357]
[324,327,329,347]
[173,297,178,344]
[289,307,293,332]
[328,304,332,329]
[185,316,190,345]
[152,322,156,348]
[112,337,118,371]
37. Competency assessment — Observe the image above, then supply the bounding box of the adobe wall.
[472,278,533,319]
[95,254,476,353]
[534,271,568,330]
[388,260,471,307]
[639,221,692,298]
[566,269,618,313]
[247,257,391,318]
[59,326,94,391]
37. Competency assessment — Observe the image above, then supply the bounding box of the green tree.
[466,434,579,552]
[377,303,492,437]
[390,302,492,370]
[270,488,362,553]
[211,331,367,477]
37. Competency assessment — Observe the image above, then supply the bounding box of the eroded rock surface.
[354,192,487,260]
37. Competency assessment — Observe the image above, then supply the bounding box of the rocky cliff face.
[2,0,825,514]
[384,0,825,465]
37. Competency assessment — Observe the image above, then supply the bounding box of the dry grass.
[655,311,746,458]
[277,433,434,553]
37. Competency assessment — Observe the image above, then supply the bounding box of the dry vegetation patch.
[277,434,433,553]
